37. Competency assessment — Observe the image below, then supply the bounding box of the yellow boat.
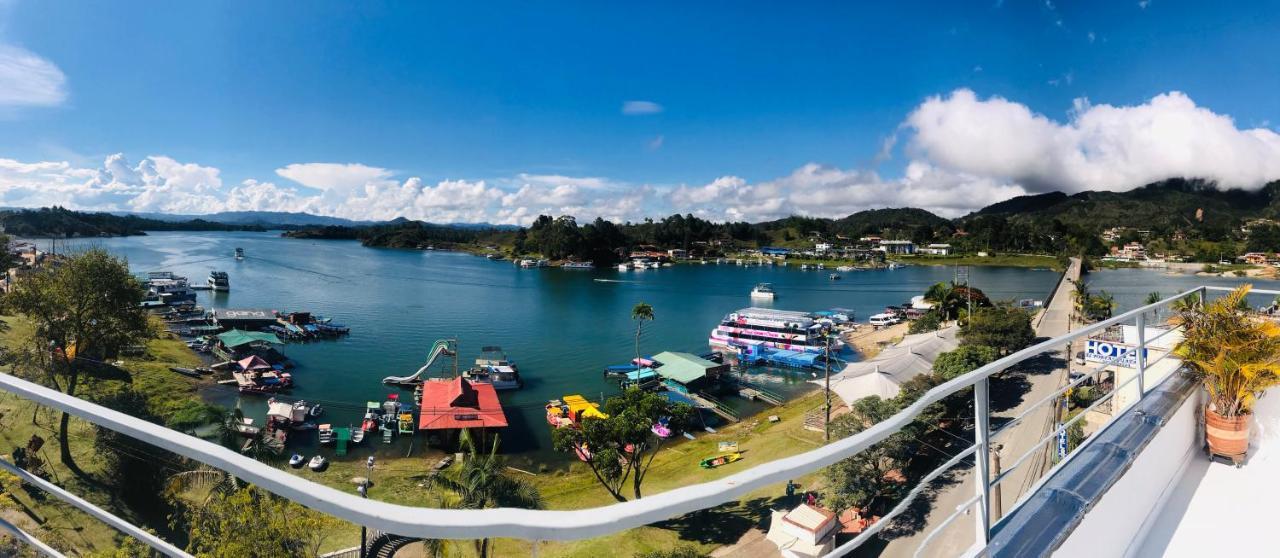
[700,452,743,469]
[546,395,609,428]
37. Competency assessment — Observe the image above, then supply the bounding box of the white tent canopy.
[819,326,960,406]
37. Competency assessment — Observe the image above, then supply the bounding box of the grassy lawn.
[0,314,211,555]
[287,390,831,557]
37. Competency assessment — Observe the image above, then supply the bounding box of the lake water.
[1083,267,1280,313]
[33,231,1061,460]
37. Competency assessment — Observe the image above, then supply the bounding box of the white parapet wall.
[1054,384,1201,557]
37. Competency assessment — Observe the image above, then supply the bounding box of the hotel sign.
[1084,339,1147,369]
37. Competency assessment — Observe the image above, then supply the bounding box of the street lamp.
[360,455,375,558]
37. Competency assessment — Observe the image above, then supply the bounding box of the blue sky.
[2,0,1280,223]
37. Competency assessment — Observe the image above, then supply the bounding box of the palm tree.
[1068,278,1090,321]
[631,302,655,370]
[166,407,281,511]
[426,434,543,558]
[1145,291,1162,321]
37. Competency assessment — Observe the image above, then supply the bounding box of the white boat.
[709,307,838,355]
[289,454,305,468]
[207,271,230,292]
[800,264,810,270]
[836,266,854,272]
[562,261,594,269]
[234,247,245,260]
[829,273,841,280]
[750,283,776,300]
[463,346,523,390]
[519,259,537,268]
[351,428,364,444]
[308,455,327,471]
[617,262,630,271]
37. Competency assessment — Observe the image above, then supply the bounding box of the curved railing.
[3,285,1259,557]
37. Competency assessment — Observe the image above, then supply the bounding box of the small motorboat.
[362,412,379,432]
[351,427,365,444]
[308,455,327,471]
[288,454,305,468]
[382,428,393,444]
[309,404,323,418]
[750,283,776,300]
[700,452,743,469]
[829,273,842,280]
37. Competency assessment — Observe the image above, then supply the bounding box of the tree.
[184,487,328,558]
[631,302,655,370]
[932,345,1000,381]
[426,433,542,558]
[960,307,1035,355]
[822,416,917,514]
[2,248,151,477]
[1082,291,1117,322]
[908,309,942,334]
[1144,291,1163,321]
[552,388,692,501]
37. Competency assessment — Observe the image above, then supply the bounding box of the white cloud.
[275,162,393,191]
[3,89,1278,225]
[906,88,1280,194]
[621,100,663,115]
[0,45,67,108]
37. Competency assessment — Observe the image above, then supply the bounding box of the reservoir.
[36,231,1065,457]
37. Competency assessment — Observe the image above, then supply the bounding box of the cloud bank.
[4,89,1280,224]
[0,45,68,108]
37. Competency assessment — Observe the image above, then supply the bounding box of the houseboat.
[143,272,197,306]
[709,307,838,356]
[461,346,523,390]
[546,395,608,428]
[562,261,594,269]
[750,283,776,300]
[208,271,230,292]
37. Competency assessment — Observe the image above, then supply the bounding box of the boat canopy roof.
[624,367,658,381]
[652,351,721,384]
[561,395,608,419]
[218,330,283,348]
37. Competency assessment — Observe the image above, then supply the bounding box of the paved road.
[878,258,1081,558]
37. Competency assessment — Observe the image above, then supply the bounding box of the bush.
[908,310,942,334]
[932,345,1000,381]
[960,307,1035,354]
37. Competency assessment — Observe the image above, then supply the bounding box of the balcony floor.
[1137,391,1280,557]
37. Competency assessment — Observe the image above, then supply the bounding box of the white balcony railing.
[0,285,1259,557]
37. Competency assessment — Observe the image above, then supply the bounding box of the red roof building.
[417,377,508,431]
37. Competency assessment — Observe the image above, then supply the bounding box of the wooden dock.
[688,392,741,423]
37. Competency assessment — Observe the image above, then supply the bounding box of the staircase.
[364,530,420,558]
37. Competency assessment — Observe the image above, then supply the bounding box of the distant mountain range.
[5,178,1280,240]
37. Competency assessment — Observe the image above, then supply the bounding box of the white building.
[877,240,916,254]
[922,243,952,256]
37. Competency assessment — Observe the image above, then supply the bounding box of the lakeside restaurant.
[417,377,508,446]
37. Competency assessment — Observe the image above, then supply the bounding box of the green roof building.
[651,351,727,391]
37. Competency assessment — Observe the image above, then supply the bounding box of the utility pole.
[359,455,375,558]
[824,326,832,442]
[991,443,1004,521]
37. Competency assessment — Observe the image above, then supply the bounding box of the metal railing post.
[1136,313,1146,397]
[973,377,992,545]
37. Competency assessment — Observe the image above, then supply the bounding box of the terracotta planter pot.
[1205,407,1249,463]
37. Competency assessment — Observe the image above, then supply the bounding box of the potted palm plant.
[1173,285,1280,465]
